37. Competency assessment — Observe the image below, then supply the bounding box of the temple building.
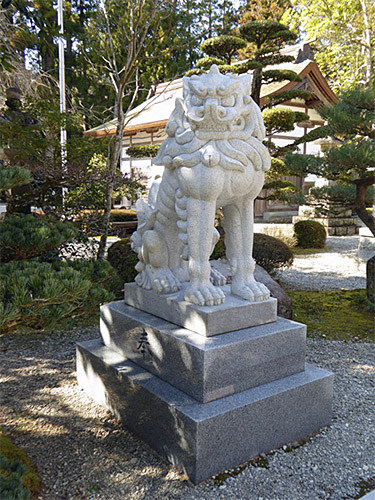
[84,42,338,221]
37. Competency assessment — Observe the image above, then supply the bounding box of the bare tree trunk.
[353,177,375,237]
[360,0,373,84]
[97,90,125,260]
[252,67,262,106]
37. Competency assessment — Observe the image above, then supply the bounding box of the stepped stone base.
[77,339,333,484]
[100,301,306,403]
[77,291,334,483]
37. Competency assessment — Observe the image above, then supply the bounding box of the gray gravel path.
[1,235,374,500]
[1,329,374,500]
[276,236,368,291]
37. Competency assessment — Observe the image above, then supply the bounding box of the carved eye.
[221,96,235,107]
[191,95,203,106]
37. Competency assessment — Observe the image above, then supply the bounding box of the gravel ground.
[276,236,368,291]
[1,235,374,500]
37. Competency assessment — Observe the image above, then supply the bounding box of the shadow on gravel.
[0,330,190,500]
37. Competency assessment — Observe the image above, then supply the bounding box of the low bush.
[0,457,30,500]
[0,431,41,499]
[294,220,326,249]
[0,214,78,263]
[109,209,137,222]
[253,233,294,273]
[107,238,138,285]
[210,232,294,273]
[258,225,297,248]
[126,144,160,158]
[210,235,226,260]
[0,260,116,334]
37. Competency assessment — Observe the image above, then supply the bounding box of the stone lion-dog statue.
[131,65,271,307]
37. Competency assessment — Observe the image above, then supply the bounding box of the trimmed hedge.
[109,209,137,222]
[126,145,160,158]
[294,220,327,248]
[107,238,138,284]
[253,233,294,273]
[211,232,294,273]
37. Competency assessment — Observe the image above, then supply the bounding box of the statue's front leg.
[184,197,225,306]
[223,198,270,302]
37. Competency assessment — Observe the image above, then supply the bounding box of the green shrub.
[109,209,137,222]
[0,431,41,499]
[107,238,138,284]
[0,457,30,500]
[126,144,160,158]
[258,225,297,248]
[210,232,294,273]
[0,260,116,334]
[0,214,78,263]
[294,220,327,248]
[253,233,294,273]
[210,235,226,260]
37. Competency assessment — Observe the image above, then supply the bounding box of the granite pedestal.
[77,289,333,484]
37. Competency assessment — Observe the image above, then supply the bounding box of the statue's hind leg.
[223,197,270,302]
[139,230,181,294]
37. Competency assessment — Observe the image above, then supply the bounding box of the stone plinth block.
[124,283,277,336]
[100,301,306,403]
[77,339,333,484]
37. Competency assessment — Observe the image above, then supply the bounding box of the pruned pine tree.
[188,19,311,203]
[285,86,375,236]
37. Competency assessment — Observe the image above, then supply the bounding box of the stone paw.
[231,280,270,302]
[184,283,225,306]
[210,268,227,286]
[148,267,181,294]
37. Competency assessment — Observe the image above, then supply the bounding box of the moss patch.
[292,247,331,255]
[289,289,374,342]
[0,431,41,497]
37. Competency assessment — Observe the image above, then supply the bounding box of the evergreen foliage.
[0,432,40,498]
[210,231,294,273]
[126,145,161,158]
[286,86,375,235]
[253,233,294,272]
[0,259,116,334]
[0,166,31,192]
[307,185,375,209]
[200,35,247,64]
[294,220,327,249]
[107,238,138,285]
[0,215,78,263]
[0,457,30,500]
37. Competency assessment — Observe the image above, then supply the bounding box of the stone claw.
[231,280,270,302]
[184,283,225,306]
[149,268,181,295]
[210,268,227,286]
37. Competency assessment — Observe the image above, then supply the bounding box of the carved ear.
[239,73,252,95]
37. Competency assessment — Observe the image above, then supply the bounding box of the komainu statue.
[131,65,271,306]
